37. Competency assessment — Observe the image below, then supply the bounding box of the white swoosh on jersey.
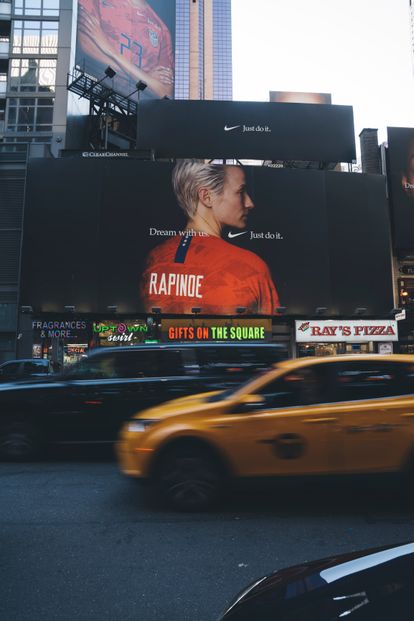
[224,125,241,131]
[228,231,248,239]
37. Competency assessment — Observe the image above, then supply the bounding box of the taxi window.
[256,367,321,409]
[393,363,414,396]
[331,362,401,401]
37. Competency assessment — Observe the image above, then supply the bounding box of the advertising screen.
[387,127,414,250]
[269,91,332,105]
[75,0,175,99]
[20,159,393,317]
[136,100,356,162]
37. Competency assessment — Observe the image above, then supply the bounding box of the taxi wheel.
[0,422,41,462]
[154,444,223,511]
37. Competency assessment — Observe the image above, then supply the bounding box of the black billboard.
[20,159,392,316]
[387,127,414,250]
[136,100,356,162]
[75,0,175,100]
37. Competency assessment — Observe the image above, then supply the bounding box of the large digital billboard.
[75,0,175,99]
[387,127,414,250]
[136,100,356,162]
[20,159,393,316]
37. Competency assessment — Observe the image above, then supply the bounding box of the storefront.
[31,319,91,368]
[394,314,414,354]
[295,319,399,357]
[29,316,162,366]
[25,315,292,367]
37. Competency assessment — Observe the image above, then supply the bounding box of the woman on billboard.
[77,0,174,99]
[141,160,280,315]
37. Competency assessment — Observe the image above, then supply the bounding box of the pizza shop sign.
[295,320,398,343]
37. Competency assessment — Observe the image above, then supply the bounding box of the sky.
[232,0,414,148]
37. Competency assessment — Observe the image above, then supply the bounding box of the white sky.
[232,0,414,147]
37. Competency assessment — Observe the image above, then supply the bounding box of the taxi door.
[332,362,414,473]
[226,365,341,477]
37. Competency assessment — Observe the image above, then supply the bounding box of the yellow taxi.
[117,354,414,510]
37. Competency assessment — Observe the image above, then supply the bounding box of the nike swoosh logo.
[228,231,248,239]
[224,125,241,132]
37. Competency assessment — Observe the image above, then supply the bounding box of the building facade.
[411,0,414,71]
[0,0,233,148]
[175,0,232,100]
[0,0,233,362]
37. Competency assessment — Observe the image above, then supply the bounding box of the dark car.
[0,343,284,461]
[220,542,414,620]
[0,358,53,383]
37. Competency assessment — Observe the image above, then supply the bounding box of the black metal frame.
[67,68,138,117]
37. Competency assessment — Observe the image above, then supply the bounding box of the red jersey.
[141,234,280,315]
[78,0,174,93]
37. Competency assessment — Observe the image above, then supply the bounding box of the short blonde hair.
[172,159,227,218]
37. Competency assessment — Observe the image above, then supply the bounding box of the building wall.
[0,144,27,362]
[175,0,232,101]
[411,0,414,72]
[1,0,61,146]
[1,0,234,144]
[212,0,232,100]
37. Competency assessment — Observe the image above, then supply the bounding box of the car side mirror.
[231,394,265,414]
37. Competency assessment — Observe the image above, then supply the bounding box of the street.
[1,453,414,620]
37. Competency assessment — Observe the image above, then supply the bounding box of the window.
[0,362,21,377]
[392,363,414,397]
[196,346,281,377]
[10,59,56,93]
[6,97,54,132]
[14,0,59,16]
[66,355,119,380]
[331,362,402,402]
[113,350,184,378]
[157,350,184,376]
[112,351,159,378]
[12,20,58,54]
[23,360,49,374]
[255,367,321,409]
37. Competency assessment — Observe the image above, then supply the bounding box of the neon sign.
[93,321,149,343]
[162,319,272,343]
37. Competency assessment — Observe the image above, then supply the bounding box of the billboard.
[136,100,356,162]
[387,127,414,250]
[20,159,393,317]
[269,91,332,105]
[75,0,175,99]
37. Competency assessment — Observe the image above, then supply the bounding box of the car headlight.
[127,419,158,433]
